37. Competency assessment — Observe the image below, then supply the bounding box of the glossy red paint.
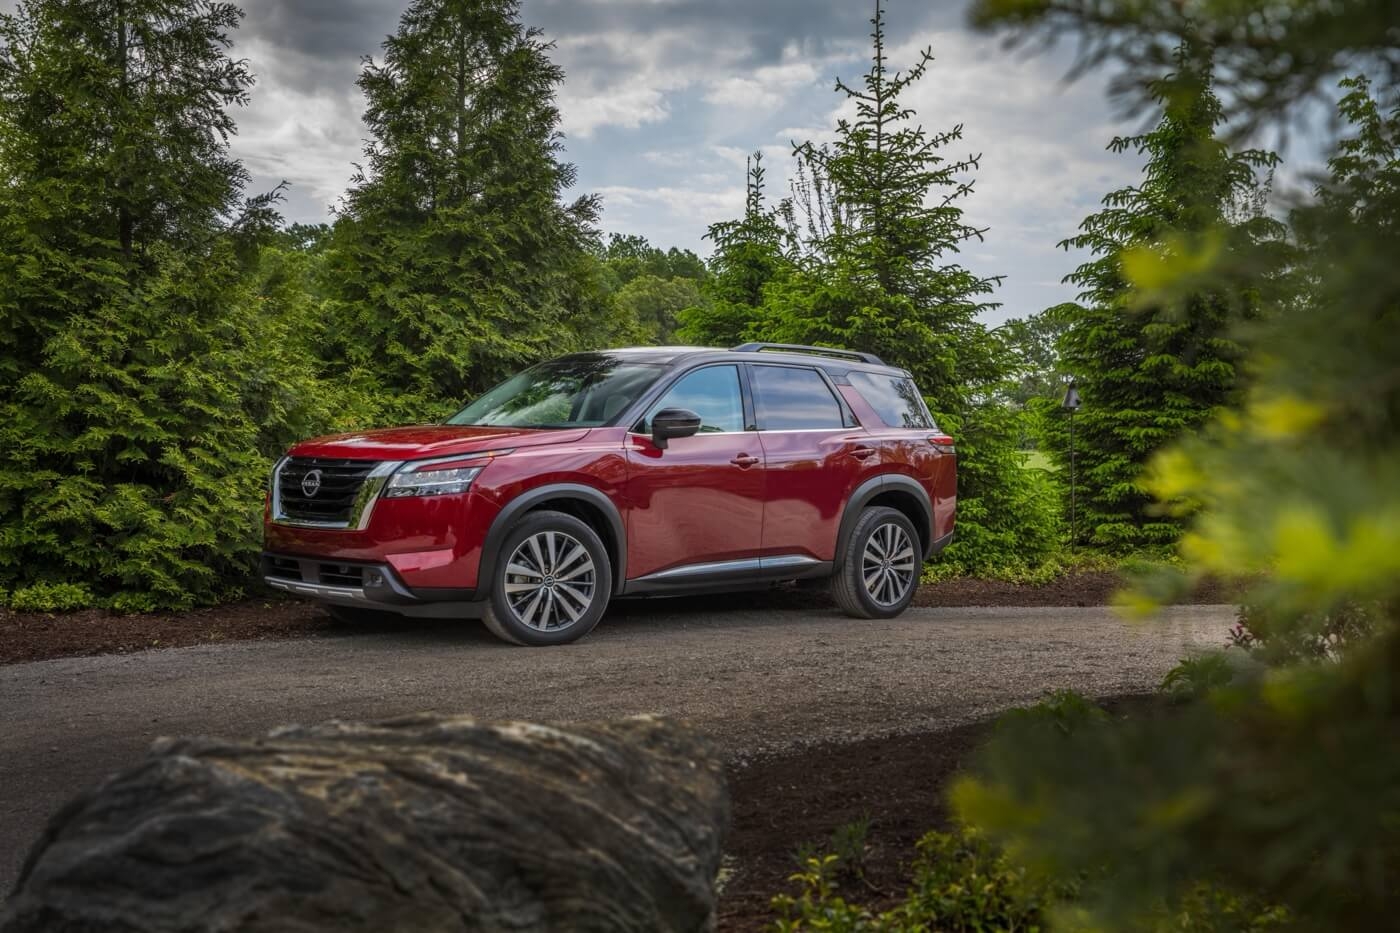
[756,430,871,560]
[622,430,765,577]
[291,424,585,461]
[262,349,959,610]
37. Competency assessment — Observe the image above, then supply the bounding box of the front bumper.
[261,553,479,619]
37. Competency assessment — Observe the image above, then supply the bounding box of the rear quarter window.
[848,372,934,429]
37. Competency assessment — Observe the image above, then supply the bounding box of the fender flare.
[835,474,937,565]
[477,484,627,596]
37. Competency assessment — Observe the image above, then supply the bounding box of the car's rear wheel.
[832,506,920,619]
[482,510,613,646]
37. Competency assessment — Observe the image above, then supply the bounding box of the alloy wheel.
[503,530,597,631]
[861,522,916,607]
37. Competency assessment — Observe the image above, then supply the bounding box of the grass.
[1020,449,1056,471]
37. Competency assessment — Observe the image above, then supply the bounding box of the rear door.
[748,363,873,562]
[623,364,765,578]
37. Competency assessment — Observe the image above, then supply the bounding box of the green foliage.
[597,233,707,288]
[321,0,616,411]
[770,828,1073,932]
[757,7,1003,410]
[1160,652,1237,700]
[1229,600,1381,666]
[997,305,1076,418]
[7,582,93,613]
[613,274,703,344]
[677,152,792,347]
[0,0,333,610]
[1039,52,1286,550]
[932,401,1062,575]
[996,689,1109,736]
[961,2,1400,928]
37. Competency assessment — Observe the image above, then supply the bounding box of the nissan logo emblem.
[301,469,323,497]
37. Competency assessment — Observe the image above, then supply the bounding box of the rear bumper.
[261,552,479,619]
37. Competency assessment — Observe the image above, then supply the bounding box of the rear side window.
[751,365,845,430]
[848,372,933,429]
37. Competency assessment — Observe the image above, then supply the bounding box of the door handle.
[849,446,877,460]
[730,454,761,468]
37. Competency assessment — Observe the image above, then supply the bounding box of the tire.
[326,605,402,625]
[831,506,921,619]
[482,510,613,646]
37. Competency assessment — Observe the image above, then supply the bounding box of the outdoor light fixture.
[1062,380,1081,546]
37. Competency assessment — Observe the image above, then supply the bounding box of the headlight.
[383,464,484,498]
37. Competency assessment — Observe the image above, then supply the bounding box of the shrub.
[1230,601,1380,665]
[8,582,94,613]
[1160,653,1237,700]
[995,689,1109,737]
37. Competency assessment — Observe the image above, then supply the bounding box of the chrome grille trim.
[270,457,404,530]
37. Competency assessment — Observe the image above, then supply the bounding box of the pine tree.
[323,0,607,414]
[754,0,1059,572]
[676,152,792,347]
[1046,48,1285,549]
[758,0,1003,411]
[0,0,324,609]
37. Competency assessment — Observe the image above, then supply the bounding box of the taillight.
[928,434,955,447]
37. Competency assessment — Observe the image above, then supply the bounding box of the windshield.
[446,358,663,428]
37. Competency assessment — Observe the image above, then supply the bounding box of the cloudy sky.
[4,0,1325,323]
[228,0,1152,323]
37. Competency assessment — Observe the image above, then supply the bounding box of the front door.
[623,364,765,579]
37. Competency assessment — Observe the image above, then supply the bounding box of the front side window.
[447,357,662,428]
[848,372,933,429]
[750,365,845,430]
[637,365,746,434]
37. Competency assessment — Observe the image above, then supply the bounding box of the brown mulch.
[0,571,1241,666]
[913,570,1240,609]
[718,694,1163,931]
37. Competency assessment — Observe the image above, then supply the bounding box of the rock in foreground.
[2,714,728,932]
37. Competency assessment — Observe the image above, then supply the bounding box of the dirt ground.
[717,695,1160,930]
[0,572,1239,666]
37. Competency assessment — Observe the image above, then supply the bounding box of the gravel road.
[0,602,1233,895]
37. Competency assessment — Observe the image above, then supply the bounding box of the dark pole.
[1068,408,1076,547]
[1062,380,1081,548]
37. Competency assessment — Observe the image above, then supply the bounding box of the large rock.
[2,714,728,932]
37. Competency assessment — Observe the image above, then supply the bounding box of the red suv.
[263,344,955,645]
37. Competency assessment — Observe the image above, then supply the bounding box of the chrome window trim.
[270,457,404,531]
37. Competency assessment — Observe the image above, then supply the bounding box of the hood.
[287,424,592,461]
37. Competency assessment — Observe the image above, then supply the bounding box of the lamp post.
[1061,380,1081,547]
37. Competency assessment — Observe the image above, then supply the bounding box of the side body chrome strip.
[634,553,824,585]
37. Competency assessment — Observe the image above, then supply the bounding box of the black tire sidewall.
[486,511,612,646]
[842,507,920,619]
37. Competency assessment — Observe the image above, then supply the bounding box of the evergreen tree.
[754,0,1059,572]
[0,0,325,609]
[757,0,1003,411]
[597,233,706,289]
[676,152,792,347]
[323,0,608,415]
[1046,48,1285,549]
[959,0,1400,925]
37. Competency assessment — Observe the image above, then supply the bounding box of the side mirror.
[650,408,702,449]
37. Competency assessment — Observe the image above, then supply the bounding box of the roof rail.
[731,342,885,366]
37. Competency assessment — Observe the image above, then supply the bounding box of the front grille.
[277,457,378,525]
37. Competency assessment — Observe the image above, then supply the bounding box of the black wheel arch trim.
[835,474,938,565]
[478,483,627,596]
